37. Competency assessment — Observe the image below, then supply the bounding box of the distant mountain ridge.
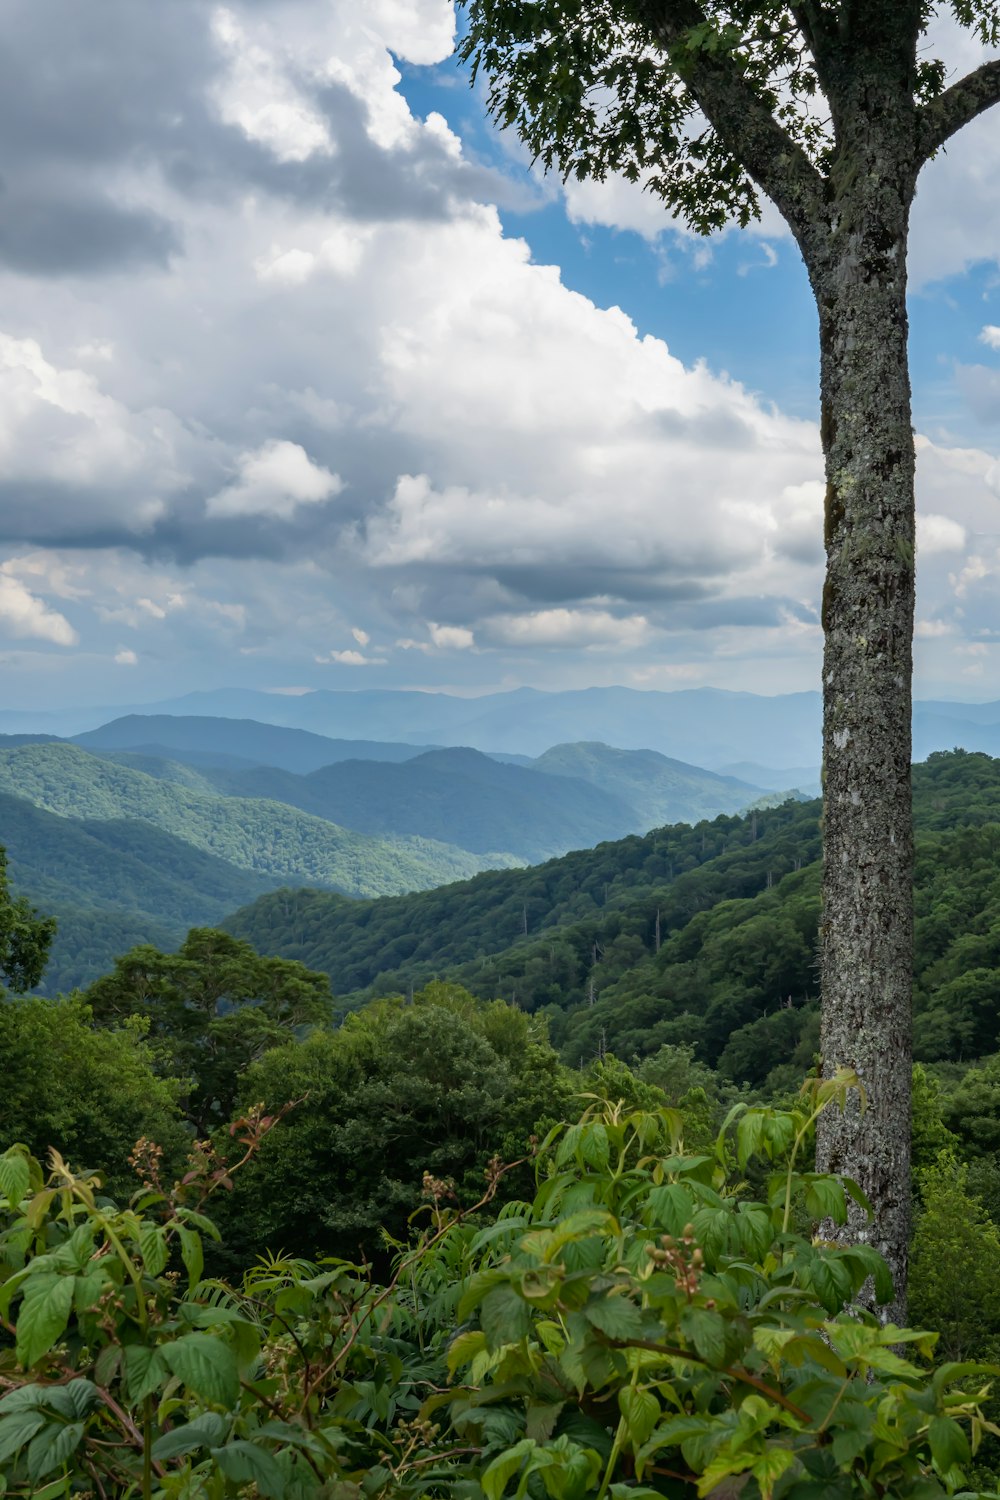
[74,714,442,773]
[5,685,997,774]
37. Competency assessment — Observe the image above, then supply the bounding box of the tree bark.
[807,117,918,1321]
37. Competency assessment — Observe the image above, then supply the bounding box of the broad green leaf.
[480,1284,533,1350]
[928,1415,971,1473]
[123,1344,169,1403]
[0,1151,30,1209]
[751,1445,797,1500]
[482,1437,537,1500]
[177,1225,203,1290]
[212,1438,286,1496]
[27,1421,84,1482]
[619,1386,659,1446]
[163,1332,239,1406]
[140,1223,169,1277]
[152,1411,229,1460]
[447,1329,487,1373]
[16,1275,75,1368]
[0,1411,48,1465]
[580,1123,610,1171]
[583,1292,643,1341]
[680,1306,727,1366]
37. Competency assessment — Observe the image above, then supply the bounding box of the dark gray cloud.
[0,187,178,276]
[0,0,523,284]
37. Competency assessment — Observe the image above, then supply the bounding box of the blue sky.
[0,0,997,711]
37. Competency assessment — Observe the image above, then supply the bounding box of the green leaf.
[0,1151,30,1209]
[480,1284,533,1350]
[163,1332,239,1406]
[680,1305,726,1366]
[583,1293,643,1341]
[806,1255,854,1315]
[211,1439,286,1497]
[482,1437,537,1500]
[123,1344,168,1403]
[619,1387,659,1447]
[177,1225,203,1290]
[928,1415,970,1473]
[27,1421,83,1482]
[447,1329,487,1373]
[0,1411,47,1465]
[16,1276,75,1368]
[751,1445,797,1500]
[140,1223,169,1277]
[152,1411,229,1460]
[580,1123,610,1171]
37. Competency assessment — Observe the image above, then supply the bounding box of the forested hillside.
[532,740,789,824]
[0,742,510,891]
[226,750,1000,1089]
[93,745,640,862]
[0,743,524,989]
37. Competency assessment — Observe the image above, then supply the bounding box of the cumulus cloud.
[0,575,77,645]
[917,513,967,554]
[0,0,997,702]
[114,647,138,664]
[316,647,385,665]
[206,440,342,519]
[428,622,475,649]
[484,608,650,650]
[981,326,1000,351]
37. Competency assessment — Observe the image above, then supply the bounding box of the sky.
[0,1,999,710]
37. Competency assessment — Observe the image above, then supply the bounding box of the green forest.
[4,749,1000,1494]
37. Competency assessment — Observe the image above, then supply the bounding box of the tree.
[83,928,333,1132]
[0,994,188,1198]
[457,0,1000,1311]
[0,845,55,992]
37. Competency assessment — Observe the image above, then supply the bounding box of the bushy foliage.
[2,1081,999,1498]
[215,982,576,1264]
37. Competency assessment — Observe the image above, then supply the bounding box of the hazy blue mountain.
[74,715,440,773]
[109,685,823,763]
[530,742,772,826]
[5,687,1000,769]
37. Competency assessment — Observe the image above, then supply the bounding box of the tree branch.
[917,58,1000,161]
[789,2,839,73]
[638,0,827,239]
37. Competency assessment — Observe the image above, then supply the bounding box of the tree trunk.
[807,142,917,1321]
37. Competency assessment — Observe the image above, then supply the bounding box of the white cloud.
[351,626,370,646]
[315,647,385,665]
[917,513,967,554]
[114,647,138,665]
[485,608,650,650]
[981,326,1000,351]
[0,335,175,518]
[0,575,77,645]
[206,440,342,519]
[428,621,475,650]
[210,7,333,163]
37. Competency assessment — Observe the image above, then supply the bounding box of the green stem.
[142,1396,153,1500]
[595,1418,625,1500]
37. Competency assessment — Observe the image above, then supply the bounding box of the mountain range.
[0,719,794,992]
[4,684,999,781]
